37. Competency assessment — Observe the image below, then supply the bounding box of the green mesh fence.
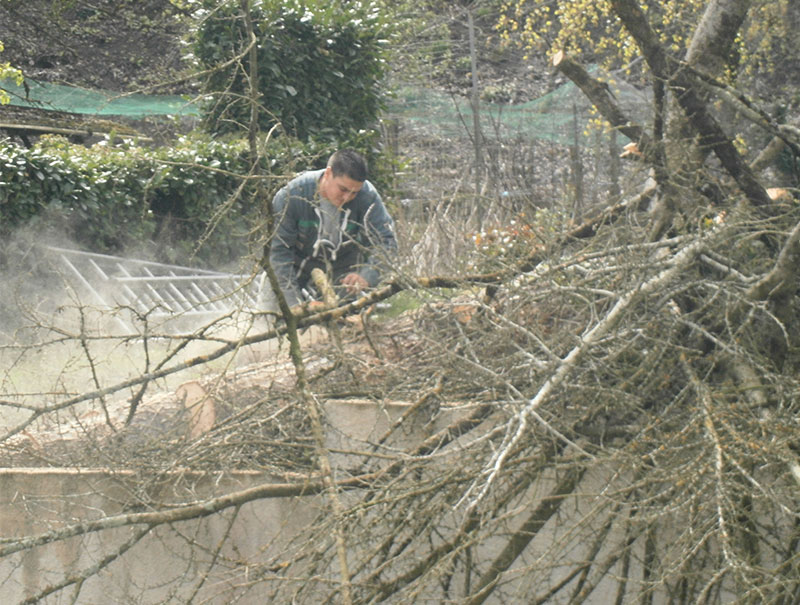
[3,74,646,142]
[387,77,648,146]
[1,78,200,117]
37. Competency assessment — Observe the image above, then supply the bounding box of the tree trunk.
[685,0,752,76]
[609,0,772,209]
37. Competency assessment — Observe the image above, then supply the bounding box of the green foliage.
[0,40,24,105]
[498,0,798,83]
[0,134,280,266]
[194,0,389,141]
[497,0,709,68]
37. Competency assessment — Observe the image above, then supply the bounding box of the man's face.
[321,167,363,208]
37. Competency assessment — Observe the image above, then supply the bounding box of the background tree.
[193,0,389,142]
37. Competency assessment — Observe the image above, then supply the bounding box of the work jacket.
[269,169,397,307]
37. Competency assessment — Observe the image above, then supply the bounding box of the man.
[268,149,397,313]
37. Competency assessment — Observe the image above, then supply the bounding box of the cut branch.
[746,218,800,302]
[465,465,587,605]
[462,231,712,511]
[552,51,650,152]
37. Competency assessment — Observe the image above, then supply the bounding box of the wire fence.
[384,74,651,263]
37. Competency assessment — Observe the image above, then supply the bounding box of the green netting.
[387,77,648,146]
[0,78,200,117]
[2,74,647,143]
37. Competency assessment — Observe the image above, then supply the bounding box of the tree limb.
[552,51,650,152]
[609,0,773,209]
[465,465,587,605]
[745,218,800,302]
[685,0,751,78]
[462,230,712,512]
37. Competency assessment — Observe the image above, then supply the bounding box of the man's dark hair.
[328,149,368,182]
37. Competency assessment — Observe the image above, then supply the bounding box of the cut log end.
[766,187,792,202]
[620,142,643,158]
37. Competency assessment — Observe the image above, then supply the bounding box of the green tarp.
[387,75,648,146]
[0,78,200,117]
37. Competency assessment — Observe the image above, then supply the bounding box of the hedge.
[0,134,266,267]
[0,129,392,269]
[194,0,389,141]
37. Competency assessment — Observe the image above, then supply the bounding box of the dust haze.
[0,223,280,435]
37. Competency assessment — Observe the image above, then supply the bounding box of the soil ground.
[0,0,190,93]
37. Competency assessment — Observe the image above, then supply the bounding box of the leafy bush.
[0,40,24,105]
[193,0,389,141]
[0,134,264,267]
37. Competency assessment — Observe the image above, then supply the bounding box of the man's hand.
[340,272,368,296]
[290,300,327,317]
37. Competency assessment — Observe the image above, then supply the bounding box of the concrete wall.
[0,468,310,604]
[0,400,463,604]
[0,399,746,604]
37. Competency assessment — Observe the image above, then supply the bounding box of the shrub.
[193,0,389,142]
[1,134,263,267]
